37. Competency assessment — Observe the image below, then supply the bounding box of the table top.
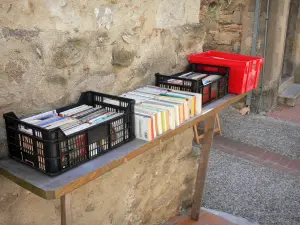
[0,94,246,199]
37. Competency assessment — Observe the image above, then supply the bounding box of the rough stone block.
[216,32,233,45]
[112,43,136,67]
[220,24,242,33]
[218,14,233,24]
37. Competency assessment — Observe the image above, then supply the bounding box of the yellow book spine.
[191,97,195,117]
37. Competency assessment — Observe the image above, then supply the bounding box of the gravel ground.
[202,148,300,225]
[220,107,300,159]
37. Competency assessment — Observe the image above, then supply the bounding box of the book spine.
[92,113,122,125]
[45,118,74,129]
[21,110,57,122]
[64,123,91,136]
[39,117,67,128]
[72,107,100,118]
[88,112,114,124]
[59,105,90,117]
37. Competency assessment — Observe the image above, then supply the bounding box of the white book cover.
[135,112,157,138]
[136,113,156,141]
[134,115,141,140]
[135,107,162,135]
[60,105,91,117]
[22,110,57,122]
[136,114,151,141]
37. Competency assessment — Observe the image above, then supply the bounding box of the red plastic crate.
[189,51,264,94]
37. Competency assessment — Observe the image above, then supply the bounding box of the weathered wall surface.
[291,1,300,84]
[0,129,198,225]
[250,0,291,112]
[0,1,202,225]
[282,0,300,81]
[200,0,248,53]
[0,0,204,157]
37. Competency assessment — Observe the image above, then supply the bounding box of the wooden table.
[0,94,246,225]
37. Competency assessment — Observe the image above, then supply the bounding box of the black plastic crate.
[155,63,229,105]
[3,91,135,176]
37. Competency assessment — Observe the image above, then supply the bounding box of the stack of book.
[20,105,123,136]
[120,85,202,142]
[167,72,221,86]
[19,105,125,162]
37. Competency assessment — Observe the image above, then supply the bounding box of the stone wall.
[0,129,198,225]
[200,0,248,53]
[0,0,204,157]
[0,1,202,225]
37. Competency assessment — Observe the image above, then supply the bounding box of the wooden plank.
[193,114,222,142]
[216,114,222,136]
[191,115,216,220]
[0,94,247,200]
[193,125,200,145]
[61,193,72,225]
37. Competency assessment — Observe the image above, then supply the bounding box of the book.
[148,99,180,127]
[59,105,92,117]
[202,75,221,85]
[88,111,115,124]
[140,103,169,132]
[170,89,202,115]
[63,123,91,136]
[145,100,176,129]
[136,86,168,95]
[120,93,150,104]
[163,92,194,117]
[39,116,68,128]
[92,112,122,125]
[80,109,107,122]
[155,95,187,123]
[135,107,162,135]
[45,117,76,129]
[134,114,154,141]
[21,110,57,122]
[72,107,102,119]
[141,102,173,130]
[136,105,167,133]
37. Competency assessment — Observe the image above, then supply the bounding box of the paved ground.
[220,107,300,159]
[163,207,258,225]
[197,136,300,225]
[268,99,300,124]
[164,101,300,225]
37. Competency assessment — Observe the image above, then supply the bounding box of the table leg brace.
[61,193,72,225]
